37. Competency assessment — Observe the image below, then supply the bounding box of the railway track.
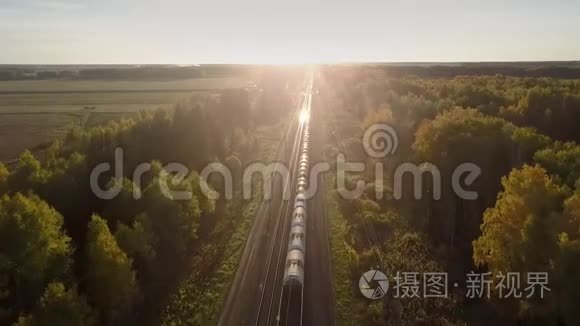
[219,72,325,326]
[254,75,312,326]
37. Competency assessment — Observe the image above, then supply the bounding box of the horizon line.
[1,60,580,66]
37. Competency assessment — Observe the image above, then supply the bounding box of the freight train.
[283,124,310,287]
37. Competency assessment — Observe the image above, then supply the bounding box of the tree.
[101,178,142,227]
[556,239,580,326]
[114,214,157,272]
[85,215,137,323]
[141,182,201,260]
[414,107,513,179]
[0,193,72,321]
[473,165,567,320]
[379,232,459,325]
[563,193,580,238]
[8,151,48,192]
[534,141,580,188]
[14,282,95,326]
[509,127,552,165]
[0,163,8,194]
[474,165,566,273]
[188,172,216,215]
[413,108,515,255]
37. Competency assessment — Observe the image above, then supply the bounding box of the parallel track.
[254,75,312,326]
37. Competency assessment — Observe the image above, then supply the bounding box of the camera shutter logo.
[359,269,389,299]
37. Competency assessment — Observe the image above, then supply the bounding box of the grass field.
[0,77,250,162]
[0,114,78,161]
[0,77,249,92]
[0,92,201,107]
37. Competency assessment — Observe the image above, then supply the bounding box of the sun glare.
[299,109,310,124]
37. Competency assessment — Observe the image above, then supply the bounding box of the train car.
[294,193,306,209]
[288,225,305,252]
[285,202,307,287]
[296,179,307,193]
[283,249,305,286]
[283,120,311,288]
[291,206,306,228]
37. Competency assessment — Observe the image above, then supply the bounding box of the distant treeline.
[3,63,580,81]
[380,64,580,79]
[0,64,256,81]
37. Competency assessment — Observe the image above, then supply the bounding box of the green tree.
[0,163,8,194]
[102,178,142,227]
[510,127,552,164]
[473,165,567,320]
[534,141,580,188]
[85,215,137,323]
[413,108,514,253]
[556,239,580,326]
[141,182,201,260]
[474,165,566,273]
[0,193,72,321]
[14,282,95,326]
[380,232,459,324]
[8,151,49,192]
[188,172,216,215]
[563,193,580,238]
[114,214,157,271]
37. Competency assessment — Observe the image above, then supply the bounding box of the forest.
[0,69,296,325]
[318,66,580,325]
[2,64,580,325]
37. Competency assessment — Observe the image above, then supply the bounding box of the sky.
[1,0,579,64]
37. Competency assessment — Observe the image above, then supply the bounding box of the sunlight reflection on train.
[299,109,310,124]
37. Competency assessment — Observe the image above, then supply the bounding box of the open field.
[0,113,78,161]
[0,76,250,161]
[0,77,249,92]
[0,103,176,113]
[0,92,202,107]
